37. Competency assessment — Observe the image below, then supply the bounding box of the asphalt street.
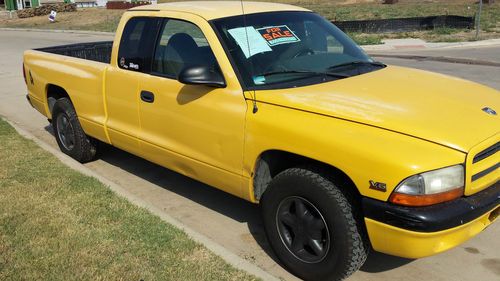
[370,45,500,90]
[0,30,499,281]
[373,56,500,90]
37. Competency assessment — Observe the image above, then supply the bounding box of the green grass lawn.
[0,118,258,281]
[0,1,499,44]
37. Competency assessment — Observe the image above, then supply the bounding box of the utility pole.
[475,0,483,40]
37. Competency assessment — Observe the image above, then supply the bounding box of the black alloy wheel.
[276,196,330,264]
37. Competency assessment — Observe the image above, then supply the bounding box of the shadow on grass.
[45,124,416,277]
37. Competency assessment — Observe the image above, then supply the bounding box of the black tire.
[51,98,99,163]
[261,167,369,281]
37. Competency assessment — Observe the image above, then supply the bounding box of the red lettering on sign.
[258,25,300,46]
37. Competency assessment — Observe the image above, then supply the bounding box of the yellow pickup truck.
[23,2,499,280]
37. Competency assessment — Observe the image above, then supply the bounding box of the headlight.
[389,165,464,206]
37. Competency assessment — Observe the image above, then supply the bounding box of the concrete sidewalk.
[362,38,500,52]
[364,39,500,67]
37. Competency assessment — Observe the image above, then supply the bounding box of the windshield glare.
[212,11,379,89]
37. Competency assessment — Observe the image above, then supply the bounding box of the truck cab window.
[118,17,160,73]
[153,19,217,78]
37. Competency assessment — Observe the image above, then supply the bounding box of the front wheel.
[52,98,100,163]
[261,167,369,281]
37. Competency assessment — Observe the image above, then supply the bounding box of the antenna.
[240,0,258,114]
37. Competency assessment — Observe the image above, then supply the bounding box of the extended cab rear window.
[118,17,161,73]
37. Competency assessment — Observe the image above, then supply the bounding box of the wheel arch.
[46,84,71,118]
[253,150,361,203]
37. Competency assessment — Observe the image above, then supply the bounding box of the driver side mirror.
[178,65,226,88]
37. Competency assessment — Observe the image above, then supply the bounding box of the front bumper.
[363,182,499,259]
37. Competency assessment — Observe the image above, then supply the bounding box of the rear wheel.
[52,98,100,163]
[261,167,369,281]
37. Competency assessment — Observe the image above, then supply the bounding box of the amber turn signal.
[389,187,464,207]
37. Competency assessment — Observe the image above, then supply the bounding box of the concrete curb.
[369,53,500,67]
[0,27,114,36]
[3,117,279,281]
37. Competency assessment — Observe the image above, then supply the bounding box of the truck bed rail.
[35,41,113,64]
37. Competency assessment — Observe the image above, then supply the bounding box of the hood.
[254,65,500,152]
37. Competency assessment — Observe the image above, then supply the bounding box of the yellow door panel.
[105,15,161,152]
[137,15,248,197]
[104,66,142,152]
[138,75,247,176]
[140,137,249,199]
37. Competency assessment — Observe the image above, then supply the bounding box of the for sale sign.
[257,25,301,47]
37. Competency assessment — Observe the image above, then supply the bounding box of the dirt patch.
[0,8,124,32]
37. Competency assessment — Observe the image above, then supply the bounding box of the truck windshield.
[212,12,384,89]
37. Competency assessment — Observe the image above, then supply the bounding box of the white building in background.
[73,0,98,8]
[95,0,106,7]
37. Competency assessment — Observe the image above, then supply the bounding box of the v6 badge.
[369,180,387,192]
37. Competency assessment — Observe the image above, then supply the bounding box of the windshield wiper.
[327,61,386,71]
[256,70,350,79]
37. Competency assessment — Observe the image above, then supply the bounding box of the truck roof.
[129,1,310,20]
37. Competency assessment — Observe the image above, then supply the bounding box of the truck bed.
[25,41,112,139]
[35,41,113,64]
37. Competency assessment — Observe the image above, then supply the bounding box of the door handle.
[140,91,155,103]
